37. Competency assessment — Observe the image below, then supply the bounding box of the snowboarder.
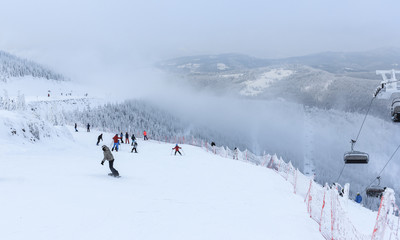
[101,145,119,177]
[112,134,121,152]
[172,144,182,155]
[87,123,90,132]
[143,131,148,140]
[131,140,138,153]
[125,132,130,144]
[97,133,103,146]
[74,123,78,132]
[355,193,362,203]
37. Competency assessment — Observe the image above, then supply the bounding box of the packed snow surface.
[0,126,329,240]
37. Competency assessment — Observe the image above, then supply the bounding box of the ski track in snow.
[0,127,326,240]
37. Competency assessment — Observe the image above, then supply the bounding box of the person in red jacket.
[172,144,182,155]
[143,130,148,140]
[112,134,121,151]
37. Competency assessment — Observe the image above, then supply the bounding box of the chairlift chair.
[366,177,386,198]
[391,98,400,122]
[366,186,386,198]
[343,140,369,164]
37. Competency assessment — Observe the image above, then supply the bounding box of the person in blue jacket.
[355,193,362,203]
[120,132,124,143]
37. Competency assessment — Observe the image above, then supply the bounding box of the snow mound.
[0,110,72,145]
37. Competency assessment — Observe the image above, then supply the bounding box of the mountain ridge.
[0,50,67,82]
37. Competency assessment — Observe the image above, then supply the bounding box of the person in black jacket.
[131,134,136,145]
[97,134,103,146]
[125,132,130,144]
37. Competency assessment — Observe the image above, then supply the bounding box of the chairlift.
[344,140,369,164]
[391,98,400,122]
[366,177,386,198]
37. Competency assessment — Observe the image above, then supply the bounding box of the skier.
[87,123,90,132]
[131,140,138,153]
[355,193,362,203]
[143,130,148,140]
[101,145,120,177]
[120,132,124,143]
[172,144,182,155]
[125,132,130,144]
[112,134,121,152]
[233,147,239,160]
[74,123,78,132]
[211,142,216,147]
[97,133,103,146]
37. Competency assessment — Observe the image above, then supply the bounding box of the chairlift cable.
[336,164,346,182]
[363,142,400,191]
[354,97,375,148]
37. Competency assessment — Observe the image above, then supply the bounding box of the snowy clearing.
[240,69,293,96]
[217,63,229,70]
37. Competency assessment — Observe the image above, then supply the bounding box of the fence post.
[331,190,335,240]
[319,187,326,233]
[293,169,297,194]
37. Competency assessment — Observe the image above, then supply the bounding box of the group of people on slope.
[96,131,149,150]
[100,140,183,178]
[74,123,91,132]
[110,133,139,152]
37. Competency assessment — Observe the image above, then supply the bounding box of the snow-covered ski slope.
[0,126,331,240]
[0,76,397,240]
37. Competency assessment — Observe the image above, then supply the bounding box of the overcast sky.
[1,0,400,81]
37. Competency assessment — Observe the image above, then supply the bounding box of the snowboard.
[108,173,121,178]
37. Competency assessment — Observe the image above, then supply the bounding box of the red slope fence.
[152,136,400,240]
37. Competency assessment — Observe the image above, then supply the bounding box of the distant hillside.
[0,51,66,82]
[159,48,400,74]
[276,48,400,75]
[157,53,271,73]
[157,50,400,117]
